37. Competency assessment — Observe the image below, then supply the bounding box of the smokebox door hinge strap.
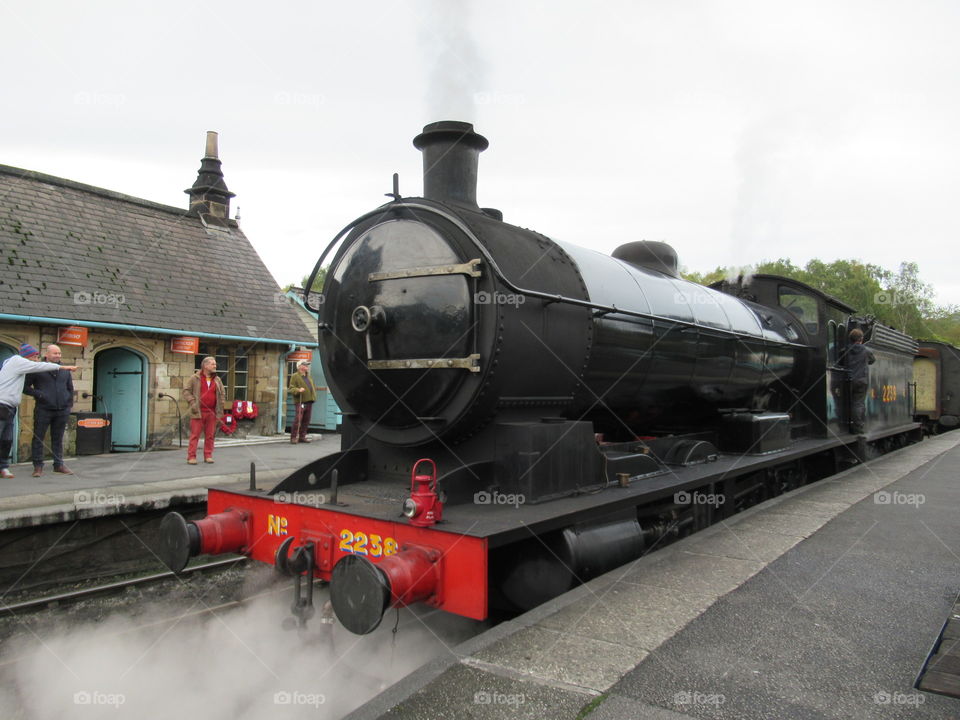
[368,258,482,282]
[368,354,481,373]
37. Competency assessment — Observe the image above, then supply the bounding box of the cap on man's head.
[297,359,311,368]
[19,343,39,358]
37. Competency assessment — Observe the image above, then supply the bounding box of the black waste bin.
[74,413,112,455]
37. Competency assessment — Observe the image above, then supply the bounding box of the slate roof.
[0,164,314,345]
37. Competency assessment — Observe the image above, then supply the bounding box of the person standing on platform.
[0,344,78,479]
[844,328,875,435]
[183,356,225,464]
[288,359,316,444]
[23,343,75,476]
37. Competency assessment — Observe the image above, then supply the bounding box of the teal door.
[0,345,18,462]
[94,348,145,452]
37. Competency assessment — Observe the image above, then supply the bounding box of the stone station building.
[0,133,315,460]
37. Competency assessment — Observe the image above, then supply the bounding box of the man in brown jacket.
[288,359,316,443]
[182,356,225,464]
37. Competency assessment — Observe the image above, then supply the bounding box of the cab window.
[778,286,819,335]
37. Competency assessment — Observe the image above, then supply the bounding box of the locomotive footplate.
[158,426,916,634]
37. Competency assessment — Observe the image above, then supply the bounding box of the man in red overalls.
[182,356,225,464]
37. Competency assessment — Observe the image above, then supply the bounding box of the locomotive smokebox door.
[322,215,482,445]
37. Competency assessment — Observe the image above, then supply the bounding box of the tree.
[681,256,958,341]
[800,259,887,319]
[681,266,729,285]
[283,266,328,294]
[755,258,807,281]
[880,262,934,336]
[921,306,960,344]
[300,266,327,293]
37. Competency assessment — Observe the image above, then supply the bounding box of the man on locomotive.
[844,328,875,434]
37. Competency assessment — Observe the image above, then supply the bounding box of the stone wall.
[0,323,289,461]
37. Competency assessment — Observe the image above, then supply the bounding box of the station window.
[195,344,250,401]
[778,286,819,335]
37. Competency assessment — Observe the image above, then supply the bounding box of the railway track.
[1,556,249,616]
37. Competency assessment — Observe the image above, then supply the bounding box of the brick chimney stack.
[185,131,236,222]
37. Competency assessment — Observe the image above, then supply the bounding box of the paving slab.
[536,581,716,653]
[378,662,588,720]
[681,525,804,564]
[620,551,765,599]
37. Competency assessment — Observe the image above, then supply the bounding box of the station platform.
[0,434,340,530]
[348,432,960,720]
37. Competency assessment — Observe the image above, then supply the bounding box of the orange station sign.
[77,417,111,429]
[58,326,88,347]
[170,336,200,354]
[287,350,313,362]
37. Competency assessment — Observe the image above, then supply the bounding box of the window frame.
[195,344,251,402]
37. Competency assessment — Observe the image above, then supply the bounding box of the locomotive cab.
[712,274,855,437]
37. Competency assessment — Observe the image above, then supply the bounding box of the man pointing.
[0,344,78,479]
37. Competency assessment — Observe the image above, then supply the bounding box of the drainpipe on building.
[277,346,296,434]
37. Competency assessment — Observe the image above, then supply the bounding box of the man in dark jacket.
[844,328,875,435]
[23,344,75,476]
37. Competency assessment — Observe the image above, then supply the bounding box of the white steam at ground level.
[0,576,481,719]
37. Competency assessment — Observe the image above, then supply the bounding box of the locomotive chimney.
[413,121,488,207]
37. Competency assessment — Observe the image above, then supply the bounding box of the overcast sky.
[2,1,958,306]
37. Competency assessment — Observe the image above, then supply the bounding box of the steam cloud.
[419,0,486,121]
[1,575,479,718]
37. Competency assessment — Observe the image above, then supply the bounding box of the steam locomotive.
[158,122,923,634]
